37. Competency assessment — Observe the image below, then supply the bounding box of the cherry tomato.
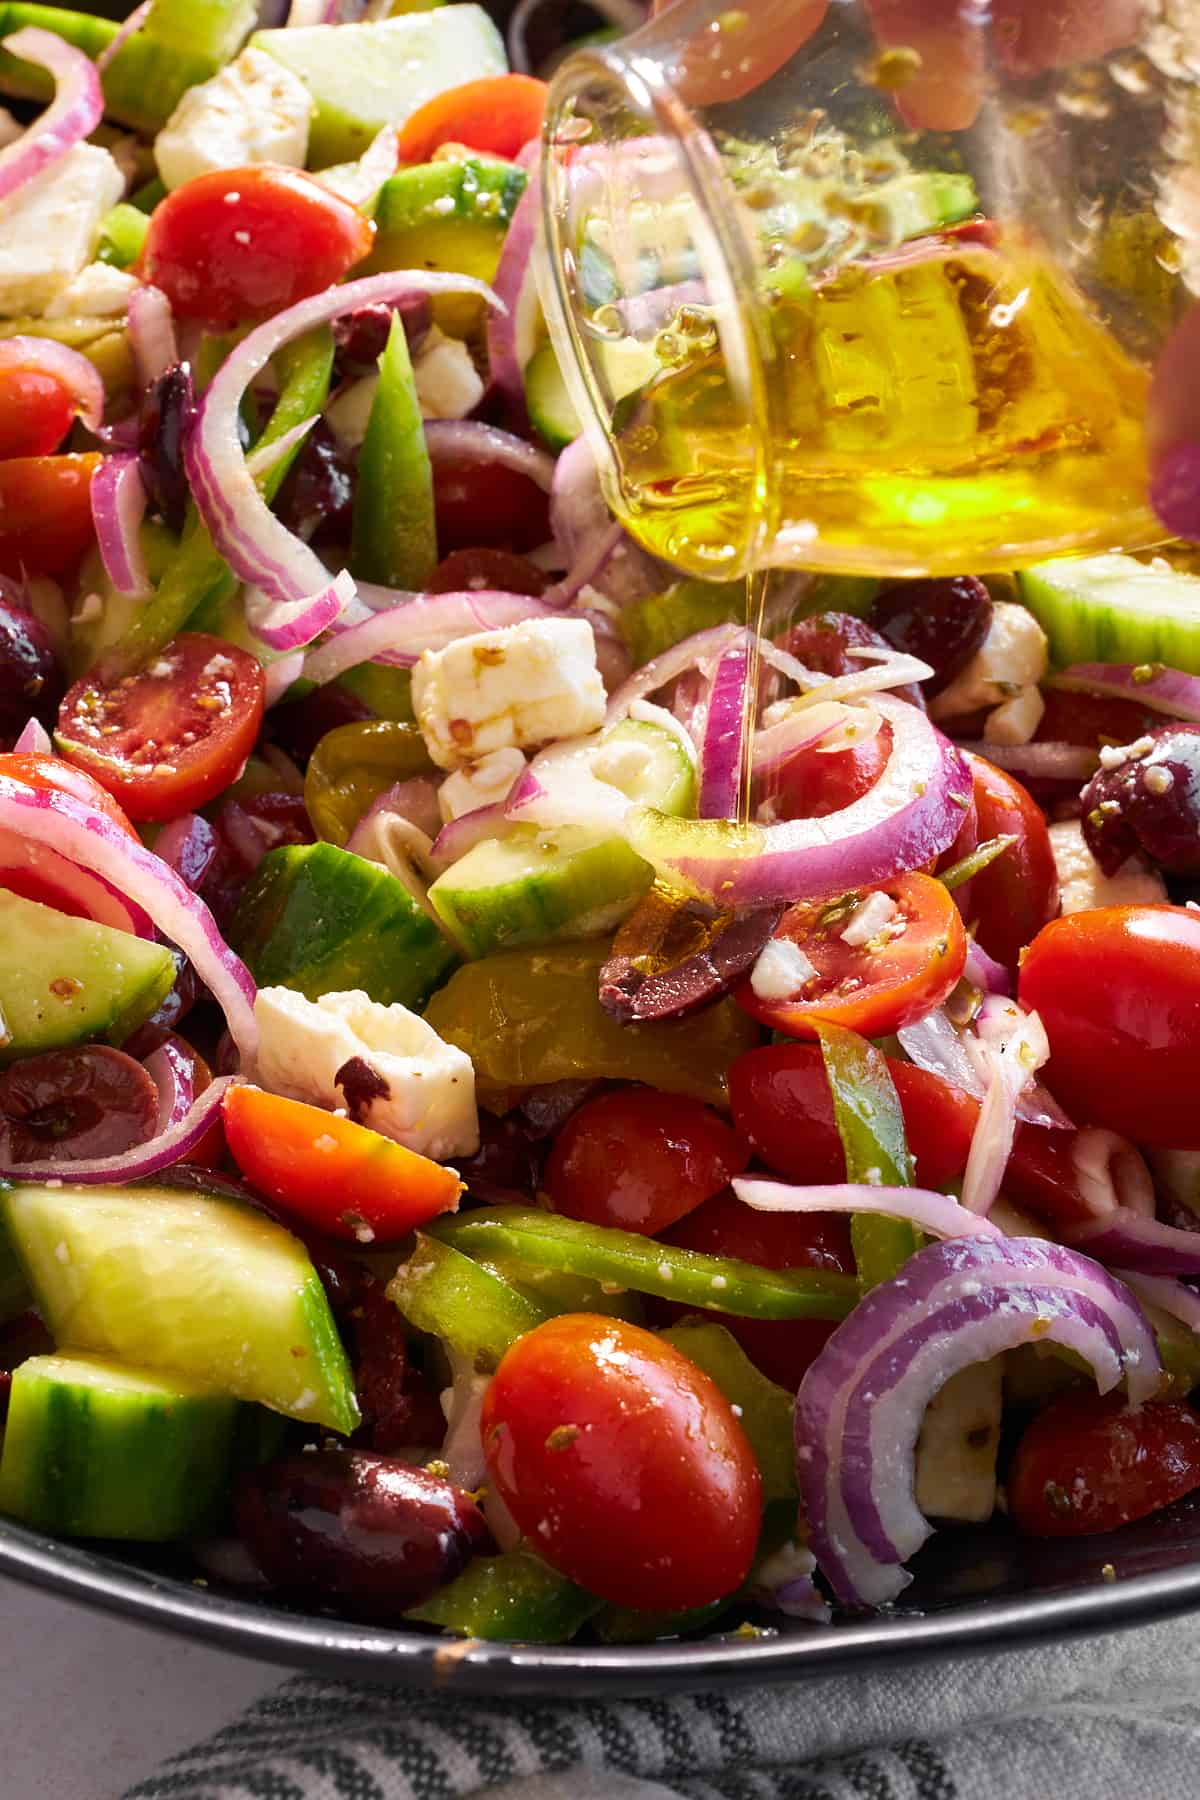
[56,633,265,823]
[543,1086,749,1235]
[729,1042,978,1192]
[0,350,78,459]
[952,751,1058,973]
[432,458,552,555]
[1037,687,1159,751]
[1019,905,1200,1147]
[736,872,966,1040]
[1008,1391,1200,1536]
[0,750,138,835]
[0,454,99,577]
[139,168,374,330]
[759,720,891,822]
[396,74,549,163]
[482,1314,761,1608]
[223,1086,463,1244]
[662,1189,854,1389]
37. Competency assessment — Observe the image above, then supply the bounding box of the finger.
[644,0,830,107]
[862,0,985,132]
[1147,301,1200,541]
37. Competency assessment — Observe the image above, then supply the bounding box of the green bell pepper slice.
[660,1319,796,1500]
[387,1234,547,1371]
[96,203,150,271]
[813,1018,918,1290]
[350,312,436,590]
[407,1548,602,1642]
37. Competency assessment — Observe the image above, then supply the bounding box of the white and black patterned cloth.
[121,1613,1200,1800]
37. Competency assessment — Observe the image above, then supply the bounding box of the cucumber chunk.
[429,825,654,958]
[0,1211,31,1326]
[253,7,507,166]
[1018,554,1200,672]
[0,5,219,132]
[374,157,526,234]
[230,839,457,1009]
[524,341,581,453]
[0,1352,240,1539]
[0,890,176,1063]
[1,1182,359,1433]
[598,717,696,815]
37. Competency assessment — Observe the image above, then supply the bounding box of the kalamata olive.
[333,297,430,372]
[1081,724,1200,877]
[197,791,314,927]
[352,1282,446,1453]
[453,1111,543,1204]
[599,887,784,1023]
[0,599,62,742]
[139,361,195,536]
[779,609,924,708]
[868,577,993,698]
[0,1045,158,1162]
[276,421,355,545]
[268,681,374,767]
[426,548,550,598]
[237,1449,492,1619]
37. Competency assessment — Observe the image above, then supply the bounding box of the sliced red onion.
[90,454,151,601]
[487,161,539,427]
[751,699,863,778]
[1072,1127,1155,1219]
[504,733,634,836]
[961,938,1010,996]
[345,799,439,916]
[302,589,557,685]
[95,0,153,71]
[345,774,444,851]
[0,830,153,937]
[549,435,665,608]
[243,414,318,482]
[263,652,305,710]
[428,801,515,874]
[1064,1208,1200,1276]
[605,624,745,724]
[897,1007,1070,1131]
[0,1075,232,1184]
[246,568,356,654]
[12,717,51,754]
[627,696,971,909]
[697,639,750,820]
[734,1177,1001,1243]
[153,812,219,891]
[796,1236,1161,1607]
[144,1039,196,1133]
[1049,662,1200,724]
[187,272,501,609]
[1120,1272,1200,1337]
[541,520,622,608]
[760,642,933,708]
[127,284,178,390]
[0,28,102,203]
[439,1348,490,1489]
[0,777,257,1063]
[424,419,554,493]
[961,1006,1049,1216]
[0,335,103,434]
[955,739,1098,782]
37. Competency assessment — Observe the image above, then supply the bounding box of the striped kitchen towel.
[120,1611,1200,1800]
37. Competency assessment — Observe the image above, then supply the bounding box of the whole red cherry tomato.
[482,1313,761,1609]
[0,454,100,576]
[759,722,891,822]
[1008,1391,1200,1536]
[949,751,1058,973]
[0,347,81,459]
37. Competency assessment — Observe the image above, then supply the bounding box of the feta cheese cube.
[1048,819,1166,914]
[254,985,478,1160]
[0,145,124,316]
[413,328,484,420]
[413,617,607,770]
[839,889,900,947]
[982,683,1045,747]
[914,1358,1003,1523]
[750,936,818,1001]
[438,746,526,823]
[154,49,312,192]
[929,602,1048,724]
[324,373,379,450]
[42,262,139,319]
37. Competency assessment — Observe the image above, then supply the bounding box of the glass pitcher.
[537,0,1196,580]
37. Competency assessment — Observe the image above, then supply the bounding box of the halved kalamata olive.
[276,421,355,545]
[453,1111,544,1205]
[138,361,195,536]
[0,599,62,742]
[1081,724,1200,877]
[869,577,993,698]
[599,886,784,1023]
[779,609,924,708]
[237,1449,491,1619]
[426,548,550,598]
[0,1046,159,1162]
[351,1282,446,1454]
[333,296,430,372]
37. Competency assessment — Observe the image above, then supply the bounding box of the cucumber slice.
[597,717,696,815]
[1018,554,1200,672]
[0,5,218,133]
[141,0,255,63]
[524,341,581,453]
[374,157,526,234]
[0,1212,31,1327]
[0,890,176,1063]
[0,1352,239,1539]
[252,7,507,167]
[230,839,457,1009]
[429,825,654,957]
[1,1182,359,1433]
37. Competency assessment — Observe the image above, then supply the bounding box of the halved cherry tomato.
[735,871,966,1040]
[544,1086,749,1235]
[729,1042,978,1191]
[0,350,79,460]
[952,751,1058,974]
[139,168,374,330]
[56,633,265,823]
[1019,904,1200,1147]
[0,454,100,576]
[222,1086,462,1244]
[1008,1391,1200,1536]
[396,74,548,163]
[432,457,552,555]
[759,720,891,822]
[661,1188,854,1389]
[482,1313,761,1609]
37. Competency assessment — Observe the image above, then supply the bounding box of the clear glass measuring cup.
[537,0,1196,581]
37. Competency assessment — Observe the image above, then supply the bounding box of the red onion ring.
[486,156,539,428]
[897,1007,1071,1130]
[302,589,558,685]
[95,0,152,72]
[423,419,554,493]
[0,335,103,434]
[961,938,1010,996]
[428,800,516,873]
[750,700,859,779]
[246,568,356,653]
[12,718,51,754]
[1120,1272,1200,1336]
[961,1007,1048,1216]
[0,777,257,1063]
[187,272,501,609]
[144,1038,196,1132]
[1064,1209,1200,1277]
[549,435,665,609]
[605,624,745,724]
[315,125,399,210]
[697,639,749,820]
[954,739,1098,782]
[127,284,178,390]
[734,1177,1001,1243]
[90,454,151,601]
[243,414,318,482]
[263,652,305,709]
[0,1074,233,1184]
[0,28,102,203]
[1049,661,1200,724]
[345,774,444,852]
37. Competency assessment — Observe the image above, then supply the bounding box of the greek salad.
[2,0,1200,1642]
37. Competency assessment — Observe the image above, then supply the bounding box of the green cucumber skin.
[429,830,654,960]
[0,5,218,132]
[524,342,581,454]
[0,1212,31,1327]
[231,840,458,1009]
[375,158,526,234]
[0,889,176,1064]
[1018,555,1200,673]
[0,1354,239,1540]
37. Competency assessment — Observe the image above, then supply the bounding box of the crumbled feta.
[42,262,138,319]
[929,602,1048,723]
[914,1358,1004,1524]
[438,746,526,823]
[982,683,1044,747]
[750,936,818,1001]
[324,373,379,450]
[839,888,900,947]
[254,985,478,1160]
[0,145,124,315]
[1048,818,1166,914]
[154,50,312,191]
[412,617,607,770]
[413,327,485,420]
